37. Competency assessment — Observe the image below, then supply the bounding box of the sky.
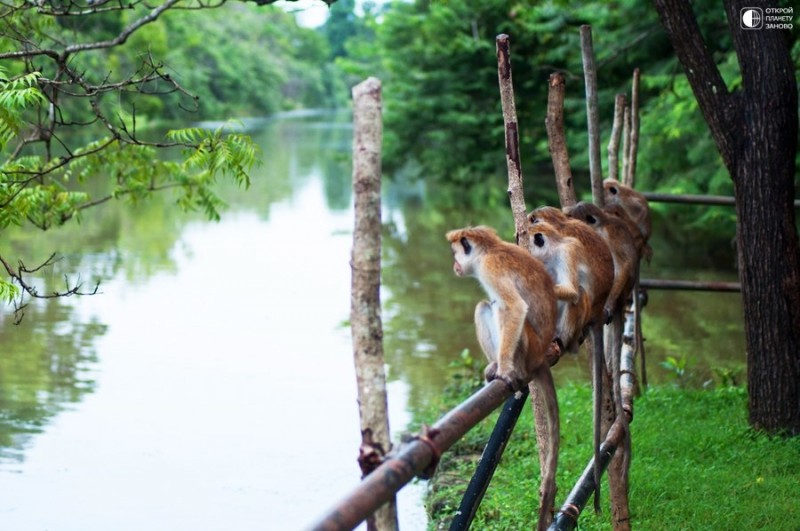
[275,0,332,27]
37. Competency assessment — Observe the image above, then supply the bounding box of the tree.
[653,0,800,434]
[0,0,318,318]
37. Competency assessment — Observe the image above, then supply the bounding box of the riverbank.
[424,381,800,530]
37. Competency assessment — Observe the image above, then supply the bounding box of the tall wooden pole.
[580,25,604,207]
[350,77,397,531]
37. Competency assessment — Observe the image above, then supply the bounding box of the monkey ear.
[533,233,545,247]
[460,237,472,254]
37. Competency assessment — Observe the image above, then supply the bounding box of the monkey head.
[565,201,606,227]
[445,226,499,278]
[528,205,568,227]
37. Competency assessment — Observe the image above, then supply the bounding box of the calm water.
[0,113,746,529]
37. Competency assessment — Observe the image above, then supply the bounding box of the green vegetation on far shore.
[425,382,800,530]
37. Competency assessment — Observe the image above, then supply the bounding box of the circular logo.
[742,9,762,28]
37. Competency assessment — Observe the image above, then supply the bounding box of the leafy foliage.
[0,1,292,312]
[344,0,798,233]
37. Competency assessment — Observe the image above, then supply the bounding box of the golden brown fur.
[527,220,592,353]
[528,206,614,324]
[566,201,639,322]
[446,225,560,529]
[603,179,652,243]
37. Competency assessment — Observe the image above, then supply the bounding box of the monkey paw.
[485,363,527,391]
[545,340,562,367]
[483,362,499,382]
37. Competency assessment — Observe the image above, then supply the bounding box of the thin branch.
[0,253,100,323]
[63,0,181,55]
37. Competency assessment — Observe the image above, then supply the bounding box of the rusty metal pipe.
[643,192,800,208]
[309,380,513,531]
[640,278,740,292]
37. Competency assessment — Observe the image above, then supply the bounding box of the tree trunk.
[653,0,800,435]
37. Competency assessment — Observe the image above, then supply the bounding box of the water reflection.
[0,112,429,530]
[0,300,105,464]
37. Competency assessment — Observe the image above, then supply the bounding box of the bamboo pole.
[545,72,577,208]
[580,25,604,207]
[350,77,397,531]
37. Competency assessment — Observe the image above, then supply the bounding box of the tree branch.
[0,253,100,324]
[652,0,739,172]
[62,0,182,56]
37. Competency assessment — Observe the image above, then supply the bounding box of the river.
[0,111,745,529]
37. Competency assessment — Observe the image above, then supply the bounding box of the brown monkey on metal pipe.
[446,226,559,530]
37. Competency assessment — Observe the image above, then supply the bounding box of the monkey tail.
[530,365,560,531]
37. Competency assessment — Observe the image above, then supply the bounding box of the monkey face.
[450,236,473,277]
[527,221,563,263]
[566,202,604,227]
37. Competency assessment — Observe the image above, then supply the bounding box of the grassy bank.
[425,382,800,530]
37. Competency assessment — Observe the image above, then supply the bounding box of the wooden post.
[625,69,641,187]
[496,34,530,249]
[498,34,561,530]
[350,77,398,531]
[545,72,577,208]
[607,94,626,183]
[580,25,604,207]
[621,105,631,185]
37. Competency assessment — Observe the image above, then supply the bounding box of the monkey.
[446,226,557,389]
[446,226,560,529]
[603,180,652,420]
[566,202,639,324]
[528,205,616,514]
[605,203,650,262]
[527,206,614,327]
[527,220,593,354]
[603,179,652,246]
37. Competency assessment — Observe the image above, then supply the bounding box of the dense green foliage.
[345,0,799,231]
[426,379,800,530]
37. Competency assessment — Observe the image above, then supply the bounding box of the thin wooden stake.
[580,25,604,207]
[350,77,398,531]
[496,34,530,249]
[621,104,631,185]
[607,94,626,183]
[546,72,577,208]
[625,69,641,187]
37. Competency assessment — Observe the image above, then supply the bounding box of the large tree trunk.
[653,0,800,435]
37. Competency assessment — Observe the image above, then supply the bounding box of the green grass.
[425,383,800,530]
